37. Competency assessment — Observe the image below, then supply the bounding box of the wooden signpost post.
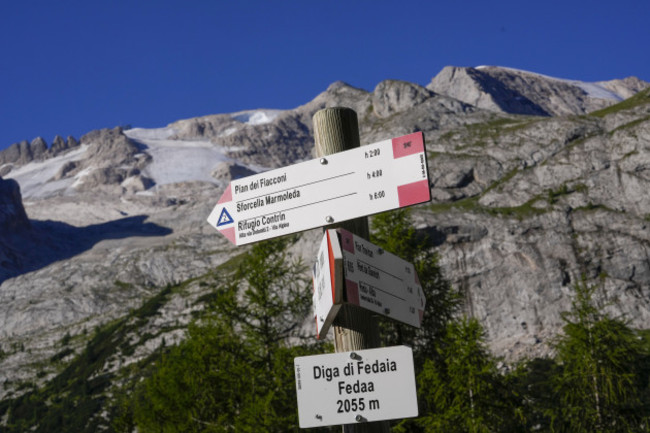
[314,108,396,433]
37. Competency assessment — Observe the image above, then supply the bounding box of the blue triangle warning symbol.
[217,208,234,227]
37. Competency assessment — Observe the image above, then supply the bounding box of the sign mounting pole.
[313,107,390,433]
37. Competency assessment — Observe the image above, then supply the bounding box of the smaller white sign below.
[294,346,418,428]
[312,229,343,340]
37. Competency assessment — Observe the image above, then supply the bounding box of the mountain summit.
[428,65,649,116]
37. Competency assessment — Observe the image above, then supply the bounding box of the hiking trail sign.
[294,345,418,428]
[338,229,425,327]
[207,132,430,245]
[312,228,425,339]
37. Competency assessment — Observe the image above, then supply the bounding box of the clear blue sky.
[2,0,649,151]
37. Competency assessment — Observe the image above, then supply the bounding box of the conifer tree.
[505,356,558,432]
[416,317,523,433]
[128,238,325,433]
[131,319,255,432]
[370,208,461,365]
[215,236,313,369]
[549,279,650,432]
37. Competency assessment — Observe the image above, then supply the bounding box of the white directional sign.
[339,229,426,328]
[311,229,426,338]
[207,132,430,245]
[294,345,418,428]
[312,229,343,340]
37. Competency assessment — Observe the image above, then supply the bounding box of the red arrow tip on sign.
[218,184,232,204]
[221,227,236,244]
[207,183,237,245]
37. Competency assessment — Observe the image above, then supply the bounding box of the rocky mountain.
[0,177,29,232]
[1,66,649,415]
[428,65,649,116]
[0,136,80,175]
[0,177,31,283]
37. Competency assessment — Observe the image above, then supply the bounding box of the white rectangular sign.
[311,229,426,339]
[312,229,343,339]
[294,346,418,428]
[338,229,426,328]
[207,132,430,245]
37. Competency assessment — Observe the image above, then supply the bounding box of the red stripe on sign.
[220,227,236,245]
[346,280,359,305]
[339,229,355,254]
[398,179,430,208]
[218,184,232,204]
[392,132,424,159]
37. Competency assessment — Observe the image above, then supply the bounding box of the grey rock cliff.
[30,137,48,160]
[0,177,30,233]
[0,177,31,285]
[50,135,67,153]
[372,80,435,117]
[0,134,80,173]
[54,127,153,191]
[428,66,551,116]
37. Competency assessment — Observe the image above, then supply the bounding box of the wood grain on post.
[313,107,390,433]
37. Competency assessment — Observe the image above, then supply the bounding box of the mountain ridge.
[2,65,647,171]
[428,65,649,116]
[1,66,649,405]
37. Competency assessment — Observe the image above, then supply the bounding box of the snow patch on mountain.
[4,145,87,199]
[124,126,178,140]
[70,167,95,189]
[124,129,233,187]
[4,125,268,201]
[574,82,623,100]
[231,109,283,125]
[219,127,238,137]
